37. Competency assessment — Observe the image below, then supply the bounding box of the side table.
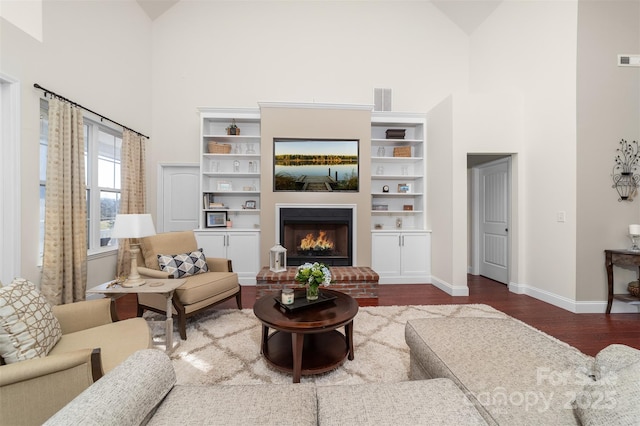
[87,278,185,352]
[604,250,640,313]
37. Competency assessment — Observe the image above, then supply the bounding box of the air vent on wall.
[618,54,640,67]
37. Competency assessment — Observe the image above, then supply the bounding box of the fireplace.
[279,207,353,266]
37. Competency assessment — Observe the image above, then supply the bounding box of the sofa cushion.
[317,379,487,425]
[49,317,151,372]
[44,349,176,426]
[148,383,317,426]
[574,344,640,426]
[175,272,239,305]
[405,316,592,425]
[158,248,209,278]
[0,278,62,364]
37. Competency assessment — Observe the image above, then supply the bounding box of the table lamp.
[111,214,156,287]
[629,224,640,251]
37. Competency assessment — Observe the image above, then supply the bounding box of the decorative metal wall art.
[612,139,640,202]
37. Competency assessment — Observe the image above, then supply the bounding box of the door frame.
[470,156,512,282]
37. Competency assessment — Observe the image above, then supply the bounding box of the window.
[39,100,122,260]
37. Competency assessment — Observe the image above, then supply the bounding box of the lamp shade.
[111,214,156,239]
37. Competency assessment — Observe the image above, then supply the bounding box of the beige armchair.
[136,230,242,340]
[0,298,151,425]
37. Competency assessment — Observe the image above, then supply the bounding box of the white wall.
[576,0,640,311]
[469,1,579,307]
[148,1,470,219]
[0,0,152,287]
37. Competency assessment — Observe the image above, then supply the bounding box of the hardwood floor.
[115,275,639,357]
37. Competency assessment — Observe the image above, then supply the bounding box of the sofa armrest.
[0,348,102,425]
[52,299,113,334]
[45,349,176,426]
[206,257,233,272]
[138,266,171,279]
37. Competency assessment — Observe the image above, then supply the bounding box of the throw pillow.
[574,345,640,425]
[0,278,62,364]
[157,248,209,278]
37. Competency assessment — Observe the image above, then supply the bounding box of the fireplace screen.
[280,208,353,266]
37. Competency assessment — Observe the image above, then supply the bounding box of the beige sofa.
[46,349,488,425]
[405,308,640,425]
[0,298,151,426]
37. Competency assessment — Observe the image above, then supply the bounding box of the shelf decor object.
[629,224,640,251]
[612,139,639,202]
[205,211,227,228]
[208,142,231,154]
[226,119,240,135]
[111,214,157,287]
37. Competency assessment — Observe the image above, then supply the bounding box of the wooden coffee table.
[253,288,358,383]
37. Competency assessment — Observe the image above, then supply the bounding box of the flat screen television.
[273,138,359,192]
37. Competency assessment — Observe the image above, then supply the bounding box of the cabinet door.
[400,233,430,276]
[371,233,401,276]
[226,232,260,282]
[194,232,227,259]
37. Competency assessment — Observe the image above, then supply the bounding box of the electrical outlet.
[556,211,566,223]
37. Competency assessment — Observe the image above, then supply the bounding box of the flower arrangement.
[294,262,332,300]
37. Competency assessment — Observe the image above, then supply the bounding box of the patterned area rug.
[148,304,506,386]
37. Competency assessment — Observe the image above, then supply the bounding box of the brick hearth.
[256,266,379,303]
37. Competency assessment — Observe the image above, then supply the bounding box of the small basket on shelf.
[628,281,640,297]
[208,142,232,154]
[393,146,411,157]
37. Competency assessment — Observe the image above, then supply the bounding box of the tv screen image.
[273,138,359,192]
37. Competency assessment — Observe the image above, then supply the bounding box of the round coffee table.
[253,288,359,383]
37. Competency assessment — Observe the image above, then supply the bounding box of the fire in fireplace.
[279,207,353,266]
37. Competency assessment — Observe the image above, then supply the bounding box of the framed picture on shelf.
[243,200,257,209]
[217,181,232,191]
[398,183,411,193]
[205,211,227,228]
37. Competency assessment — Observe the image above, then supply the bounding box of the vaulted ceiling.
[135,0,502,35]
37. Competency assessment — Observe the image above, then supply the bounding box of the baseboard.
[431,275,469,296]
[508,281,639,313]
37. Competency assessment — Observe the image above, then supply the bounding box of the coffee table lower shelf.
[263,330,348,376]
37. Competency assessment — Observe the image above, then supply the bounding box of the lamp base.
[630,235,640,252]
[121,277,146,287]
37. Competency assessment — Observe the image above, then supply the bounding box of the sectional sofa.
[46,305,639,425]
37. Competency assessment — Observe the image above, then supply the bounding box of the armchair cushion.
[0,278,62,364]
[158,248,209,278]
[140,230,198,271]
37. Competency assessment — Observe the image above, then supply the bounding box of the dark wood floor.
[115,275,639,357]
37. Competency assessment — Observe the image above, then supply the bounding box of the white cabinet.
[199,108,261,231]
[195,231,260,285]
[372,232,431,284]
[370,112,426,231]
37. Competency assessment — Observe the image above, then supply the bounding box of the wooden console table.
[604,249,640,313]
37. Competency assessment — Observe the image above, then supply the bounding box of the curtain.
[116,130,147,276]
[41,99,87,305]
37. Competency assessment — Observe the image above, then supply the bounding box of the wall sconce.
[269,244,287,272]
[612,139,639,202]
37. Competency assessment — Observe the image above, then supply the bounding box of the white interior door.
[478,159,509,284]
[158,164,199,233]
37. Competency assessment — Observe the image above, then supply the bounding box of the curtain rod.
[33,83,149,139]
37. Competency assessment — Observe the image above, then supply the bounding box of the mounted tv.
[273,138,359,192]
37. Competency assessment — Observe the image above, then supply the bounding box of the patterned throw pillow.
[157,248,209,278]
[0,278,62,364]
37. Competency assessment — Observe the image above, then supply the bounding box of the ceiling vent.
[618,54,640,67]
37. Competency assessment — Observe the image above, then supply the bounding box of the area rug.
[147,304,507,386]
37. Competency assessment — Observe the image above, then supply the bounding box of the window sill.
[88,247,118,260]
